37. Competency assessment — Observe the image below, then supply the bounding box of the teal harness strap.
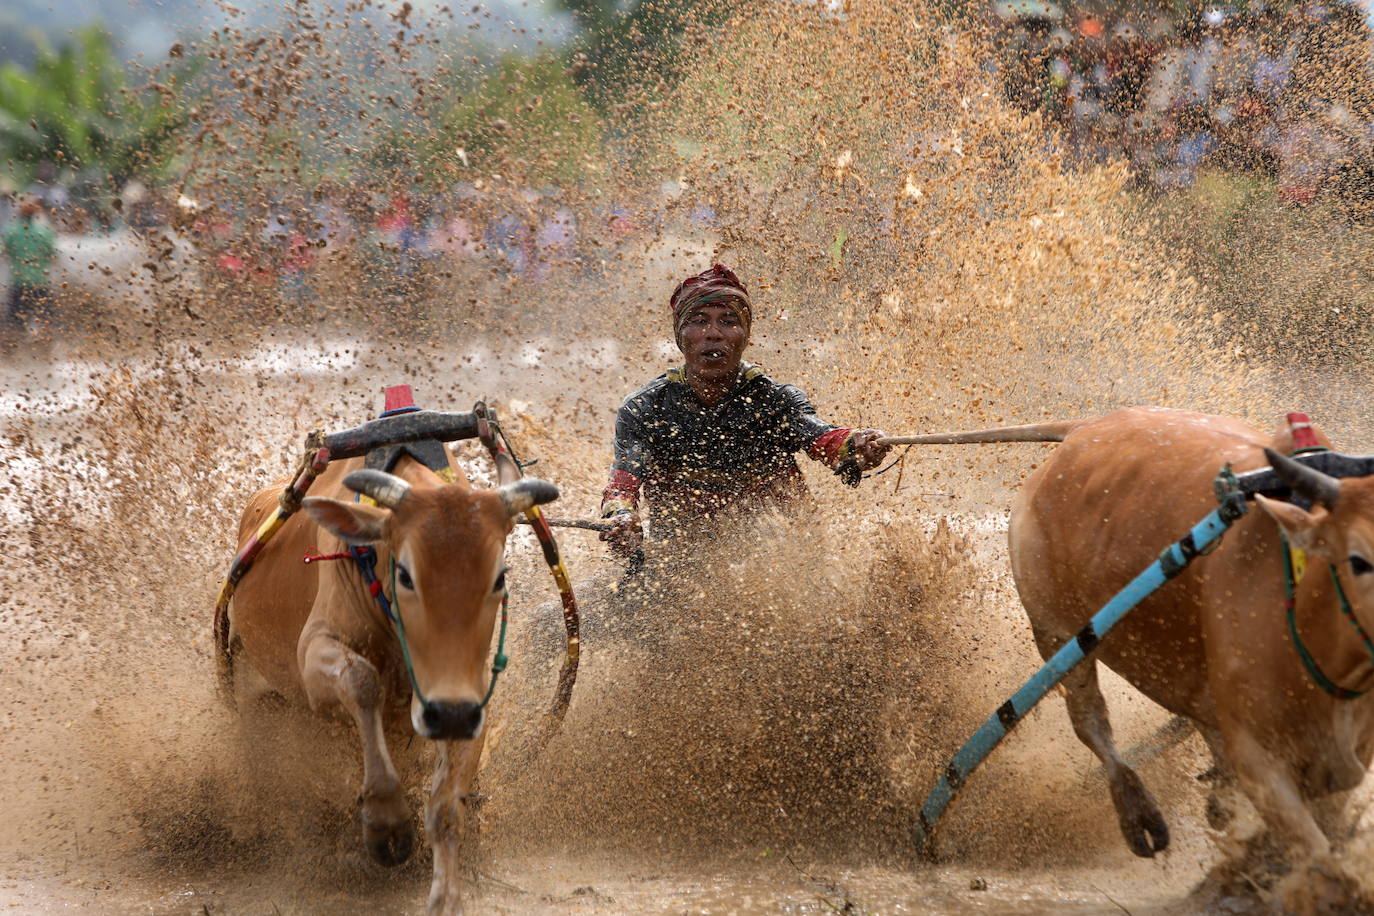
[383,557,512,711]
[347,541,510,711]
[1278,440,1374,700]
[480,587,510,708]
[911,468,1250,853]
[386,555,428,706]
[1282,535,1374,700]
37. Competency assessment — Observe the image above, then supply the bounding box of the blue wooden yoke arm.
[910,451,1374,855]
[912,467,1251,853]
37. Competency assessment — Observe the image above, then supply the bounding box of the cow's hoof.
[1109,767,1169,857]
[364,818,416,867]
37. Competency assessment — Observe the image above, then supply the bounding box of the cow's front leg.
[1226,728,1329,859]
[426,737,486,916]
[300,633,415,866]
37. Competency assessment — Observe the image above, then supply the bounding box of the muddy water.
[5,0,1374,912]
[0,248,1310,915]
[0,311,1218,916]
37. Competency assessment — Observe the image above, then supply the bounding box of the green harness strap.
[1282,536,1374,700]
[1279,442,1374,700]
[385,556,510,710]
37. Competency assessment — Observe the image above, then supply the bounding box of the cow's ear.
[1256,494,1330,552]
[303,497,390,545]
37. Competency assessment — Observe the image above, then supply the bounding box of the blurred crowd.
[0,169,719,335]
[6,0,1374,343]
[188,180,716,303]
[994,1,1374,210]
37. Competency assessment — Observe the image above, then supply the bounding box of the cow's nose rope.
[346,551,511,713]
[1282,541,1374,700]
[1277,438,1374,700]
[482,586,511,708]
[384,555,427,706]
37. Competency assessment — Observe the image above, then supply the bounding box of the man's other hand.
[600,512,644,556]
[852,429,892,471]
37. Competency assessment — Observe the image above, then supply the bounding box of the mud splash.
[3,0,1372,913]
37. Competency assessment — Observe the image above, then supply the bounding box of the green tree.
[0,25,190,186]
[553,0,741,109]
[369,52,607,188]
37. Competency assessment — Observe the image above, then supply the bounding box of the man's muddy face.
[679,304,748,384]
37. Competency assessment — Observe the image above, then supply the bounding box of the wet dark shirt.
[600,363,856,525]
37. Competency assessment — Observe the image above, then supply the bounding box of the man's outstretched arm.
[779,385,891,486]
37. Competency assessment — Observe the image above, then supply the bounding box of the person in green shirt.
[3,197,58,338]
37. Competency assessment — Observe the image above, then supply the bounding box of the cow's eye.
[493,569,507,594]
[397,564,415,590]
[1350,555,1374,576]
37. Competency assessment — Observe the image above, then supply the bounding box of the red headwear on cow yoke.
[669,263,752,341]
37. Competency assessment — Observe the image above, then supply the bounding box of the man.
[2,197,58,340]
[600,263,891,558]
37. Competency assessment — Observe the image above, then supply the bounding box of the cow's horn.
[498,478,559,517]
[343,469,412,509]
[1264,447,1341,508]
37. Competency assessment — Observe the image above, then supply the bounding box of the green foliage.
[0,25,191,186]
[374,52,606,187]
[552,0,741,110]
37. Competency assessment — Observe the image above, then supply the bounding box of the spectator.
[2,196,58,344]
[25,161,69,219]
[1274,106,1346,204]
[534,200,579,280]
[484,192,533,276]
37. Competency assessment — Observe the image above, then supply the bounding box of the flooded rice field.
[3,0,1374,913]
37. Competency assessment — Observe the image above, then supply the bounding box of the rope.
[385,554,427,706]
[516,517,612,533]
[303,549,352,564]
[480,587,510,709]
[1282,534,1374,700]
[1275,441,1374,699]
[863,444,913,479]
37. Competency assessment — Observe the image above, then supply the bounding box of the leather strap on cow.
[1282,537,1374,701]
[213,436,332,698]
[475,402,581,739]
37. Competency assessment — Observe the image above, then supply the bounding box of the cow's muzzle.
[417,699,484,741]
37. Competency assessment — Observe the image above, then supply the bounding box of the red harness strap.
[302,549,352,564]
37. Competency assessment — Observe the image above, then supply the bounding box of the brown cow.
[936,407,1374,880]
[225,449,557,916]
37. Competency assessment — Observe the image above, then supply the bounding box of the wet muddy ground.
[6,1,1374,907]
[4,287,1345,915]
